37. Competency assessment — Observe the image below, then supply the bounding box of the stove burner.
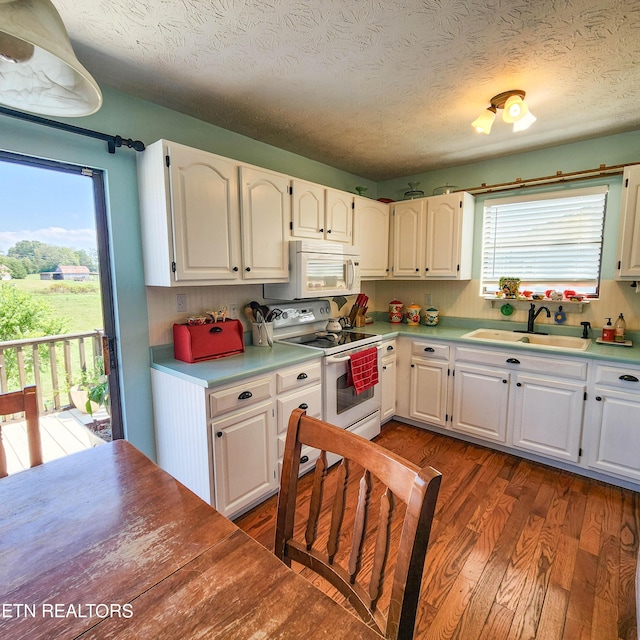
[280,331,376,350]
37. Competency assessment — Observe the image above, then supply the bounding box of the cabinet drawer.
[209,376,271,417]
[381,340,397,357]
[455,346,587,380]
[276,361,321,393]
[277,444,320,480]
[410,341,449,360]
[593,364,640,392]
[276,384,322,434]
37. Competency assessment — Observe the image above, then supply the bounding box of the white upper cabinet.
[616,164,640,279]
[390,192,474,280]
[324,188,353,243]
[291,179,353,244]
[354,197,390,279]
[137,140,242,286]
[392,198,424,278]
[291,179,324,240]
[240,166,291,281]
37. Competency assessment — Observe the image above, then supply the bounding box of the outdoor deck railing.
[0,330,104,415]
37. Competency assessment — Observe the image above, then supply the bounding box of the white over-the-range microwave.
[264,240,361,300]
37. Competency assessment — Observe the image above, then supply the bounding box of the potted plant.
[69,357,108,415]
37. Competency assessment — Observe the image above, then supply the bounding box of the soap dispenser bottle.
[614,313,626,343]
[602,318,614,342]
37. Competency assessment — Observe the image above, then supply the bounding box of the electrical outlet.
[424,293,432,307]
[228,304,238,319]
[176,294,187,312]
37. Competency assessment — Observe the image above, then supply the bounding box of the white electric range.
[271,300,382,437]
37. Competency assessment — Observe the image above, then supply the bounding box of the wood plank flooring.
[236,420,639,640]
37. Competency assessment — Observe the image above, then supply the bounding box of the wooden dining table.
[0,440,381,640]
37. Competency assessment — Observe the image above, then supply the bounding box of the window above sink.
[480,185,608,299]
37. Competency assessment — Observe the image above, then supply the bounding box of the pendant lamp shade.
[0,0,102,116]
[471,107,496,134]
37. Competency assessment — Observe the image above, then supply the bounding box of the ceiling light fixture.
[472,90,536,134]
[0,0,102,117]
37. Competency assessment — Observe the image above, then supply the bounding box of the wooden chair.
[275,408,442,640]
[0,386,42,478]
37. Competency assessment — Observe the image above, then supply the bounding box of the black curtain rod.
[0,105,145,154]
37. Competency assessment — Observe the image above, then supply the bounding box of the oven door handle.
[324,345,382,364]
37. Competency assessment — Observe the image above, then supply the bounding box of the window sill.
[484,296,591,314]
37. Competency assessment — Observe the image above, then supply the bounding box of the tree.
[2,257,28,279]
[0,284,68,386]
[7,240,44,264]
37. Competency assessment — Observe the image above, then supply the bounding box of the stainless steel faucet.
[527,302,550,333]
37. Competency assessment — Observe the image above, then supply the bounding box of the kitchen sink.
[461,328,591,351]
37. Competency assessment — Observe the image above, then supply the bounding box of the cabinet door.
[168,143,241,281]
[325,189,353,243]
[381,355,396,423]
[354,197,390,278]
[425,193,460,278]
[409,358,448,427]
[587,389,640,481]
[452,363,510,442]
[617,164,640,278]
[291,179,324,240]
[391,199,424,278]
[212,400,277,519]
[240,166,290,281]
[511,374,585,462]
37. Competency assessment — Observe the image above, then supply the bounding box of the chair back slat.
[275,408,442,640]
[369,488,394,604]
[348,469,372,581]
[305,451,327,550]
[0,386,42,478]
[327,457,349,562]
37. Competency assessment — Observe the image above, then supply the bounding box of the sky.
[0,159,97,256]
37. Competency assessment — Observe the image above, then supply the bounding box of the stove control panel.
[272,300,331,330]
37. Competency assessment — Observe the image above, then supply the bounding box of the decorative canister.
[388,299,404,323]
[405,303,421,326]
[424,306,439,326]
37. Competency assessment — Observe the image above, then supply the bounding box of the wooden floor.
[1,408,106,475]
[236,420,639,640]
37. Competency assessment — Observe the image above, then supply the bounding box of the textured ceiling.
[54,0,640,181]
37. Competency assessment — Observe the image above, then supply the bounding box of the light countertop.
[151,342,322,388]
[151,316,640,388]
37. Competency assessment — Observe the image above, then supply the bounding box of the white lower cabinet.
[276,382,322,480]
[410,358,449,428]
[585,362,640,482]
[453,346,587,462]
[212,400,277,519]
[151,357,324,521]
[511,373,585,462]
[452,363,510,443]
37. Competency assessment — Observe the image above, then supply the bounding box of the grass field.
[3,275,105,406]
[12,274,103,333]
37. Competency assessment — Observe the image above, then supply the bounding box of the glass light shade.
[0,0,102,116]
[512,110,537,132]
[471,108,496,134]
[502,95,528,123]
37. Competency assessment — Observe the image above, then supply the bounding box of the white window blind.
[481,186,608,296]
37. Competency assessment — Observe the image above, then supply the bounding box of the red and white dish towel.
[347,347,379,394]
